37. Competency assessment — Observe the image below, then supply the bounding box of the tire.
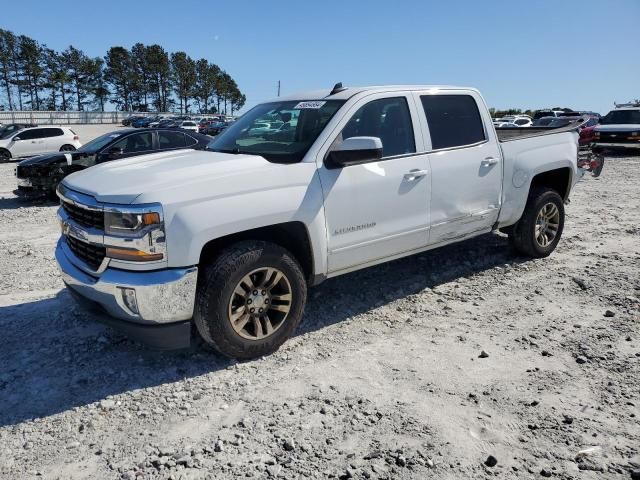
[0,149,11,163]
[59,144,76,152]
[509,187,565,258]
[194,240,307,359]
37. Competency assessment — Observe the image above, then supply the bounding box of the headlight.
[104,205,166,262]
[105,210,161,236]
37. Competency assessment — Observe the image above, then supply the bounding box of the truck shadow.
[0,195,56,210]
[0,232,527,427]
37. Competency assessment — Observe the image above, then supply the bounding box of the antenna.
[329,82,347,96]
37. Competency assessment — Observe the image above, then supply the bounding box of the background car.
[0,126,81,162]
[205,120,231,136]
[14,128,211,195]
[121,115,145,126]
[533,109,565,120]
[178,120,199,132]
[156,119,178,128]
[132,116,163,128]
[532,116,556,127]
[148,116,173,128]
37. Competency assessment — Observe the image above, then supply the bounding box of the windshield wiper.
[209,147,260,156]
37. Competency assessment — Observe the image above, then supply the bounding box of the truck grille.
[66,236,106,270]
[62,201,104,229]
[596,132,638,144]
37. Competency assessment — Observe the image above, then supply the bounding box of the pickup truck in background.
[593,105,640,153]
[55,84,584,359]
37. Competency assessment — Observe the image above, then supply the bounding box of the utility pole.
[277,80,280,97]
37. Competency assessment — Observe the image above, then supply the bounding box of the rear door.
[317,92,431,273]
[39,127,65,154]
[414,91,502,244]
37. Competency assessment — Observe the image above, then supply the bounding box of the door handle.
[481,157,498,167]
[404,169,429,181]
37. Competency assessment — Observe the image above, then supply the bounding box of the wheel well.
[199,222,314,282]
[530,167,571,200]
[0,148,11,157]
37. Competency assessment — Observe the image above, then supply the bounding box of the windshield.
[77,132,123,153]
[0,125,24,139]
[207,100,345,163]
[600,110,640,125]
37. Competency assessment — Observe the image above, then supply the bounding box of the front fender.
[163,171,328,277]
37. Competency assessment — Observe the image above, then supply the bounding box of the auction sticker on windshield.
[294,101,326,109]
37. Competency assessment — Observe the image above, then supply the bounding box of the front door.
[10,129,44,157]
[414,92,502,244]
[317,93,431,273]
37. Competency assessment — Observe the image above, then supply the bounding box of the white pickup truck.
[56,84,583,358]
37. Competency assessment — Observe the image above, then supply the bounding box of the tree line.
[0,28,245,114]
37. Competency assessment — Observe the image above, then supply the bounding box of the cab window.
[421,94,486,149]
[337,97,416,158]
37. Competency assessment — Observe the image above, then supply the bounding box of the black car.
[15,128,211,196]
[0,123,38,139]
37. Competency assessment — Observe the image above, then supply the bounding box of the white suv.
[0,126,82,162]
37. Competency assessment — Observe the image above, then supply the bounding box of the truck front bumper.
[55,238,198,349]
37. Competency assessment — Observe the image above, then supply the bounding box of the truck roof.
[271,85,479,102]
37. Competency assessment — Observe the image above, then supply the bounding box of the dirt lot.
[0,154,638,480]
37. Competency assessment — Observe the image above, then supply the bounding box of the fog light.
[120,287,139,315]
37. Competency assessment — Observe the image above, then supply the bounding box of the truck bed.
[496,119,586,142]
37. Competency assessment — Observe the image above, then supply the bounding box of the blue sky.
[3,0,639,114]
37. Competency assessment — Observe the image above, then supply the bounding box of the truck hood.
[595,124,640,132]
[61,149,296,204]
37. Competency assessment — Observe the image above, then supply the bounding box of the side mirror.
[325,137,383,169]
[106,147,124,158]
[13,136,21,141]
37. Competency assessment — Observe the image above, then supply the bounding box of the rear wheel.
[509,187,564,258]
[194,241,307,359]
[0,149,11,163]
[59,144,76,152]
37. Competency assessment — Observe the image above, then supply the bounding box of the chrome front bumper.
[55,238,198,325]
[593,142,640,148]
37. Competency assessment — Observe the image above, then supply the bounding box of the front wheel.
[194,241,307,359]
[509,187,565,258]
[60,144,76,152]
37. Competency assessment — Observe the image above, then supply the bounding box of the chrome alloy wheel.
[228,267,293,340]
[535,202,560,248]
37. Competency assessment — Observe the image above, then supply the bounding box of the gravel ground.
[0,154,639,480]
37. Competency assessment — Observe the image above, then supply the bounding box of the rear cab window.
[419,94,486,150]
